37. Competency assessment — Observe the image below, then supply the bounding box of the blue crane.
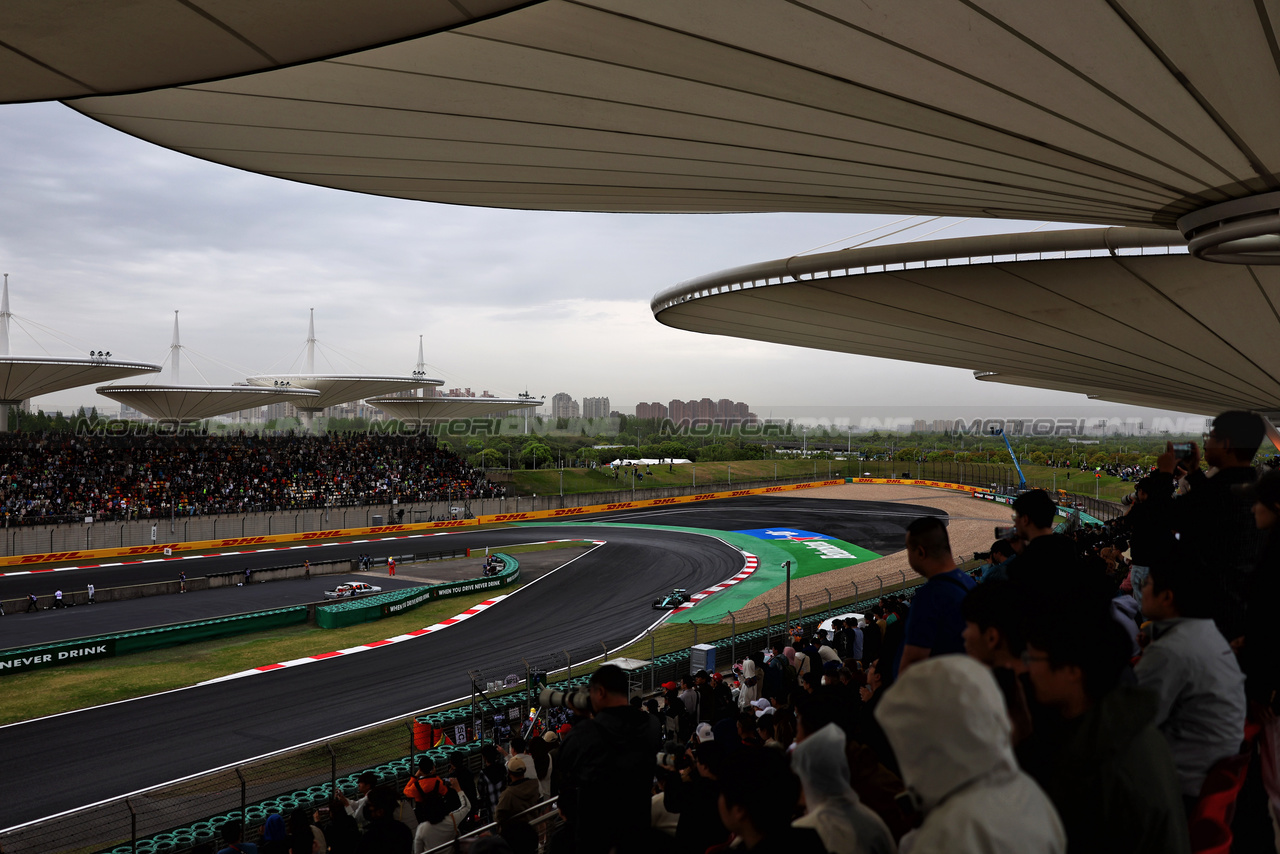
[989,427,1027,491]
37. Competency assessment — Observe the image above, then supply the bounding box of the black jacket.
[558,705,663,854]
[662,772,727,854]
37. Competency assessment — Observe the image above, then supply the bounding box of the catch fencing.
[0,569,935,854]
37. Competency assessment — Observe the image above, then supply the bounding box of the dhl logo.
[729,490,752,497]
[604,503,635,510]
[122,546,167,555]
[650,498,679,505]
[429,520,470,527]
[550,507,589,516]
[365,526,410,534]
[489,513,532,522]
[17,552,88,564]
[764,486,785,493]
[690,493,718,501]
[213,537,271,547]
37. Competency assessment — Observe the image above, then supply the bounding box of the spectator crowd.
[427,409,1275,854]
[0,432,505,525]
[65,410,1280,854]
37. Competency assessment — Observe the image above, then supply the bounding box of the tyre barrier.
[314,554,519,629]
[88,577,928,853]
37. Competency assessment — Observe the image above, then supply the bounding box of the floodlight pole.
[784,560,792,638]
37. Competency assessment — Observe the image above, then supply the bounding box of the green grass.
[508,459,842,495]
[0,586,514,725]
[0,541,591,724]
[506,458,1141,503]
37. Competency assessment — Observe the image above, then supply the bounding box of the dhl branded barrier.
[0,606,308,674]
[845,477,985,493]
[0,479,849,565]
[314,554,520,629]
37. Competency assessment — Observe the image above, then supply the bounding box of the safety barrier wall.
[1,474,836,558]
[0,479,848,567]
[0,606,307,674]
[314,555,520,629]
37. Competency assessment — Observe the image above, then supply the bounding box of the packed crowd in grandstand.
[211,409,1276,854]
[0,432,505,525]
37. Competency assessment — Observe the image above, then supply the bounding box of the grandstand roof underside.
[62,0,1280,226]
[96,385,322,422]
[0,0,535,103]
[244,375,440,410]
[652,228,1280,419]
[367,395,541,421]
[0,357,160,404]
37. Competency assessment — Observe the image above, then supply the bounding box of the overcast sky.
[0,101,1192,422]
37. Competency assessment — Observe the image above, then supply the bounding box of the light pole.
[783,560,792,641]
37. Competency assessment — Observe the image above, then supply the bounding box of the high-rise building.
[550,392,580,419]
[582,396,611,419]
[636,401,668,420]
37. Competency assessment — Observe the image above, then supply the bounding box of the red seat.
[1188,818,1232,854]
[1188,751,1251,854]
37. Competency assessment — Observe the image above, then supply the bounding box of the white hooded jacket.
[791,723,897,854]
[874,656,1065,854]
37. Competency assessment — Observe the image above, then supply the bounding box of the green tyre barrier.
[316,554,521,629]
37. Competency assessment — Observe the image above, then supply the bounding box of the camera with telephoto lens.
[994,525,1017,540]
[656,740,691,772]
[539,685,592,713]
[1122,492,1137,506]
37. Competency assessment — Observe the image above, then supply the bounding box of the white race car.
[324,581,383,599]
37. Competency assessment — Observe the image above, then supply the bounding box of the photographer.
[557,664,663,854]
[1113,475,1175,611]
[1148,411,1266,636]
[661,741,728,854]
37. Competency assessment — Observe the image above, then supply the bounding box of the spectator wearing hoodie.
[875,656,1066,854]
[791,722,896,854]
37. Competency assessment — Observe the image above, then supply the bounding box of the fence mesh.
[1,565,944,854]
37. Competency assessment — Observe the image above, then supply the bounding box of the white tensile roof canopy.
[0,356,160,405]
[244,374,439,411]
[0,0,536,103]
[97,384,322,422]
[368,394,541,421]
[58,0,1280,238]
[653,227,1280,419]
[9,0,1280,418]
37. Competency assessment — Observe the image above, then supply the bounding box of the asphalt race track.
[0,496,944,829]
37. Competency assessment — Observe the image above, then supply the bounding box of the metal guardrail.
[424,797,562,854]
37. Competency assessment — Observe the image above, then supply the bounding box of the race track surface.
[0,496,944,829]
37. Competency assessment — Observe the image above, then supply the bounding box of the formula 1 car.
[652,588,689,610]
[324,581,383,599]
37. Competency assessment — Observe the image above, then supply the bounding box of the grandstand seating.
[0,432,504,525]
[1188,751,1251,854]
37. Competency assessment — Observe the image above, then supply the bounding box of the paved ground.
[736,483,1011,610]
